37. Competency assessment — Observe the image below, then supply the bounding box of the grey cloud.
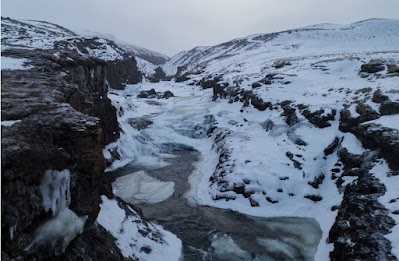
[2,0,399,56]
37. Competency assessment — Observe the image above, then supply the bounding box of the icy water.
[107,149,322,261]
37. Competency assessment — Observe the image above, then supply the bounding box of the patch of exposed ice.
[112,171,175,204]
[211,234,252,261]
[1,120,21,127]
[40,169,71,216]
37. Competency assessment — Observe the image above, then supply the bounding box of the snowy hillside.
[105,19,399,260]
[78,30,169,65]
[1,17,168,74]
[2,15,399,260]
[163,19,399,81]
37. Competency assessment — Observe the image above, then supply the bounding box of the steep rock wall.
[1,47,139,260]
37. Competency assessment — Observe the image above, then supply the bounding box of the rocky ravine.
[1,17,181,261]
[158,19,399,260]
[2,17,399,261]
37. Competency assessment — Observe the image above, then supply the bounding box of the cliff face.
[1,39,139,260]
[105,57,142,90]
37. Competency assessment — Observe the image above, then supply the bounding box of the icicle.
[40,169,71,216]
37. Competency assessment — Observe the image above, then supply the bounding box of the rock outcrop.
[1,31,141,260]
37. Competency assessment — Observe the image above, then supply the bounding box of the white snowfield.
[105,19,399,260]
[163,18,399,81]
[97,196,182,261]
[1,17,166,65]
[1,57,34,71]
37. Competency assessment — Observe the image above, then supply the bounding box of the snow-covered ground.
[163,19,399,82]
[1,17,167,68]
[97,196,182,261]
[105,81,342,259]
[105,19,399,259]
[1,57,34,70]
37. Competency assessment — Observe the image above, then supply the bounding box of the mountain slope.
[109,19,399,260]
[163,19,399,81]
[1,17,168,79]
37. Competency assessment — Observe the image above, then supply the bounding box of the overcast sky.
[2,0,399,56]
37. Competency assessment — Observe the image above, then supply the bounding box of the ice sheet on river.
[112,170,175,204]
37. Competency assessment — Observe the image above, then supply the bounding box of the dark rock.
[387,64,399,74]
[162,90,174,99]
[360,60,385,73]
[212,85,271,111]
[127,118,153,130]
[280,100,292,107]
[137,89,157,98]
[233,184,254,198]
[249,197,259,207]
[308,174,325,189]
[1,34,139,260]
[372,89,389,103]
[266,197,279,204]
[251,96,271,111]
[149,67,167,82]
[282,104,299,126]
[329,150,396,261]
[301,108,336,128]
[304,195,323,202]
[201,75,222,89]
[105,56,142,90]
[324,137,341,156]
[175,73,190,83]
[260,119,274,131]
[251,82,262,88]
[356,103,380,122]
[286,152,302,170]
[380,101,399,115]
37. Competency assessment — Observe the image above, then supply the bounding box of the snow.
[341,133,364,155]
[97,196,183,261]
[1,120,21,126]
[363,114,399,130]
[104,81,342,259]
[163,19,399,80]
[1,57,33,70]
[137,57,157,78]
[26,209,87,255]
[370,160,399,259]
[1,18,124,61]
[101,18,399,260]
[112,170,175,204]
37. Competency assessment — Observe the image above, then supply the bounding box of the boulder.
[360,60,385,73]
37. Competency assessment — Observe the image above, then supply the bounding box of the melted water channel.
[107,149,322,261]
